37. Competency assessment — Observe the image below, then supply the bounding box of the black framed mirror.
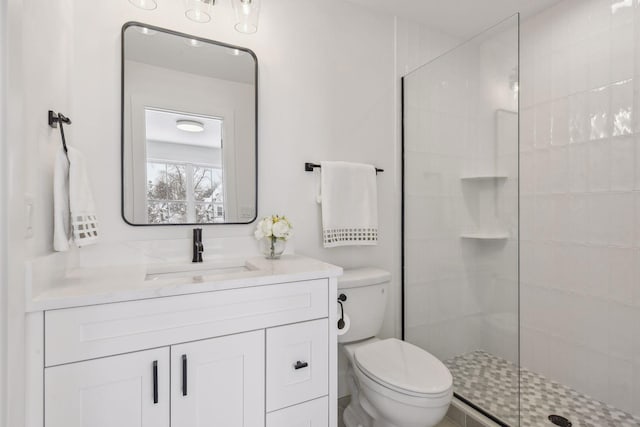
[121,22,257,225]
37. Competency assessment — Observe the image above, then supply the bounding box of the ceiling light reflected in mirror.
[176,119,205,133]
[128,0,157,10]
[135,26,157,36]
[185,38,204,48]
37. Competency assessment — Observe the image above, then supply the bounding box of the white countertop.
[26,253,343,312]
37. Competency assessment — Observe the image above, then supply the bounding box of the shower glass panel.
[403,15,519,425]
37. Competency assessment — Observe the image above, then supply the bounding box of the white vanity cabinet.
[45,331,265,427]
[44,348,170,427]
[29,273,339,427]
[170,330,265,427]
[266,319,329,411]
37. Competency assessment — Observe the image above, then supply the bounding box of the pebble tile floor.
[445,350,640,426]
[338,350,640,426]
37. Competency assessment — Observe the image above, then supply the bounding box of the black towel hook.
[48,110,72,154]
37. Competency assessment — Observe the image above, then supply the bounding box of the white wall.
[393,18,459,342]
[18,0,397,254]
[520,0,640,415]
[5,0,27,425]
[0,0,7,424]
[9,0,404,411]
[395,17,460,77]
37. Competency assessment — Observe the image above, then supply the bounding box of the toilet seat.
[354,338,453,398]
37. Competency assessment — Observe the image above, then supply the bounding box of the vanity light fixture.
[185,0,215,23]
[128,0,157,10]
[127,0,261,33]
[176,119,205,133]
[232,0,261,34]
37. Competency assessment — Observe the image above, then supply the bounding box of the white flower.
[260,218,273,237]
[272,220,290,239]
[255,215,293,241]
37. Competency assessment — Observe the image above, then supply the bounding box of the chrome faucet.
[192,228,204,263]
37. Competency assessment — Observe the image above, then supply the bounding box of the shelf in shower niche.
[460,233,509,240]
[460,174,508,180]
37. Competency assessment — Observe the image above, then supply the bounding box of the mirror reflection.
[122,23,257,225]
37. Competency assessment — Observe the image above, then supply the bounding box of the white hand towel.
[53,146,99,251]
[53,147,71,251]
[320,161,378,248]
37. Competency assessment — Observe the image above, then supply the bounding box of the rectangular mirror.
[121,22,257,225]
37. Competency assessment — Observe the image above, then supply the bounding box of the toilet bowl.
[338,268,453,427]
[346,338,453,427]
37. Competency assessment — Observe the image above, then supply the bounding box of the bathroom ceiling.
[145,109,222,148]
[346,0,563,38]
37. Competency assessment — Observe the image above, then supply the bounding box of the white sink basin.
[145,259,254,281]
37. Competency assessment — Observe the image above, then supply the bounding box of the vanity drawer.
[266,396,328,427]
[45,279,328,366]
[266,318,329,412]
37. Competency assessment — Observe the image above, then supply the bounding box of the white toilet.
[339,268,453,427]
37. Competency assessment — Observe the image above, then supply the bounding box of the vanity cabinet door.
[44,347,170,427]
[171,330,265,427]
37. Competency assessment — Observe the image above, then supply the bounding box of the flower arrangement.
[254,215,293,258]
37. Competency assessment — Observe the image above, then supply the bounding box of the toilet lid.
[354,338,452,396]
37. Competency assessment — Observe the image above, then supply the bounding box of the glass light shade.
[128,0,157,10]
[232,0,261,34]
[185,0,215,23]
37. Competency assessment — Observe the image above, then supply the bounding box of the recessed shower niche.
[460,109,517,242]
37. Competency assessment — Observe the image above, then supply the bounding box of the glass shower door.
[402,15,519,426]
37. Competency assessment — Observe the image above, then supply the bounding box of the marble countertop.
[26,253,343,312]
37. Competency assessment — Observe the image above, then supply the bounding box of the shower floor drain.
[548,415,572,427]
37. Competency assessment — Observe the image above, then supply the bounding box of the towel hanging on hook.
[48,110,72,155]
[49,109,100,251]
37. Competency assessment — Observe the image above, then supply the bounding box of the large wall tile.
[610,136,635,190]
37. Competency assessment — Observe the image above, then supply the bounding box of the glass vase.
[261,237,285,259]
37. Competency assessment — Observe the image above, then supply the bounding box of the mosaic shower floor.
[445,351,640,427]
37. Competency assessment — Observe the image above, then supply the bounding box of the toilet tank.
[338,268,391,344]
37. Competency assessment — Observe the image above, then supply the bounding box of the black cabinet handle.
[182,354,188,396]
[294,360,309,370]
[153,360,158,404]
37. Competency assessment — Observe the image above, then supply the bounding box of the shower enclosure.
[404,2,640,426]
[402,15,520,425]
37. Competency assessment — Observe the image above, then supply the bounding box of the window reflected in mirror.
[144,109,225,224]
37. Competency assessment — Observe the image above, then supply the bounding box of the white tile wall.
[520,0,640,416]
[404,16,519,365]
